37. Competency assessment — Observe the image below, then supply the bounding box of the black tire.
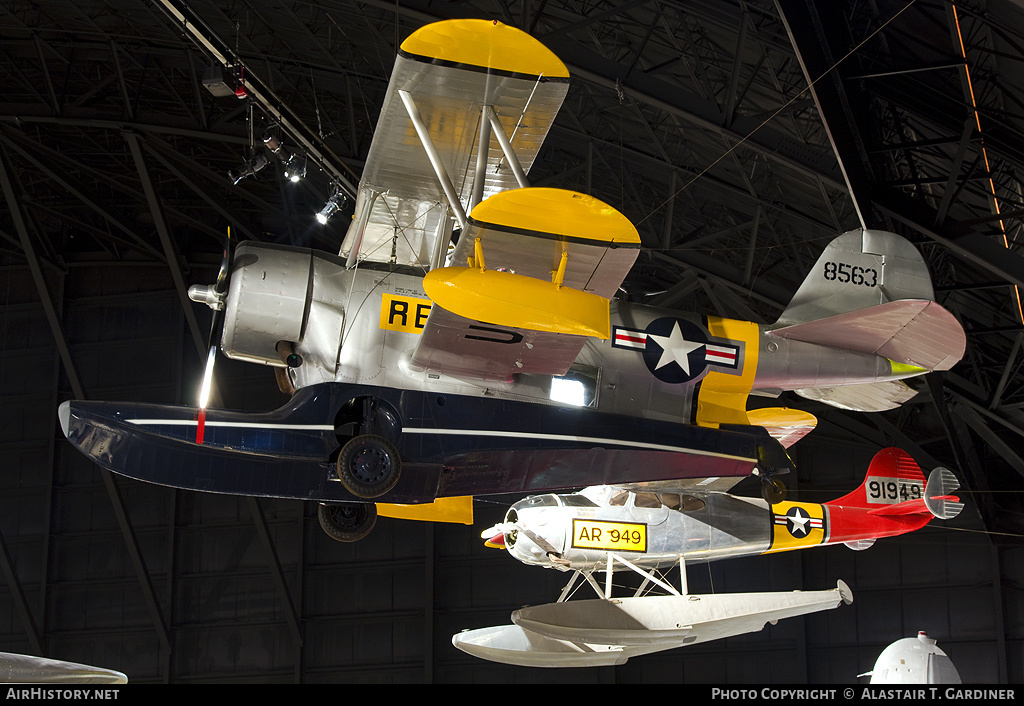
[336,434,402,498]
[318,502,377,542]
[761,476,787,504]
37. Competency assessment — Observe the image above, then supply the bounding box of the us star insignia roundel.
[612,317,740,384]
[766,501,828,553]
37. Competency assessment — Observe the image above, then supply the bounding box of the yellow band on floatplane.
[400,19,569,79]
[423,266,611,339]
[377,496,474,525]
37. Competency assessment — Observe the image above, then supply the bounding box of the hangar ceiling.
[0,0,1022,683]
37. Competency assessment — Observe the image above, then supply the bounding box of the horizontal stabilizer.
[771,299,966,371]
[794,379,917,412]
[867,498,930,516]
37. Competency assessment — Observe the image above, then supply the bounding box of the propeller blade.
[516,525,563,558]
[193,228,234,445]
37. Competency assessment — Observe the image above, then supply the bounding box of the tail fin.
[826,448,963,520]
[772,229,966,412]
[776,229,936,328]
[827,448,928,510]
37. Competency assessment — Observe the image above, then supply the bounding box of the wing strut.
[397,89,468,229]
[484,105,530,189]
[344,189,381,266]
[469,109,492,211]
[558,554,687,602]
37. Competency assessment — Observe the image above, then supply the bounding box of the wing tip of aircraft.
[401,18,570,80]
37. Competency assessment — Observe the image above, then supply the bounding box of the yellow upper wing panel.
[340,20,570,269]
[401,19,569,78]
[455,187,641,298]
[469,187,639,246]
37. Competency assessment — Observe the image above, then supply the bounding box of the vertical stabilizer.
[775,229,936,327]
[826,447,926,509]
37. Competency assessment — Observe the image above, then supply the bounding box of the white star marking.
[788,508,810,536]
[646,321,705,374]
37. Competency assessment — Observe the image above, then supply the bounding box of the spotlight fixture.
[316,192,346,225]
[283,152,307,182]
[228,152,269,185]
[263,134,284,154]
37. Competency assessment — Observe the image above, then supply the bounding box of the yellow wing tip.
[377,496,475,524]
[746,407,819,428]
[469,187,641,245]
[401,19,569,79]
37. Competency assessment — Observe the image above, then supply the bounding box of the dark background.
[0,0,1021,683]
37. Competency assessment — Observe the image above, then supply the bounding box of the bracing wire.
[635,0,919,229]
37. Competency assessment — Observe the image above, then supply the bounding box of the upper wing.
[411,187,641,380]
[339,19,570,269]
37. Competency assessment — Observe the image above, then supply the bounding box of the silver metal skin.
[501,486,771,571]
[215,238,943,424]
[491,463,962,574]
[773,229,937,327]
[753,334,904,390]
[864,632,962,684]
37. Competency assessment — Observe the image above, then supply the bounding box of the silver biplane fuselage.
[220,240,932,426]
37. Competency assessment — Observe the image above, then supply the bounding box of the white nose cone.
[866,631,961,684]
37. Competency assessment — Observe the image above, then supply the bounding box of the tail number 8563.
[824,261,878,287]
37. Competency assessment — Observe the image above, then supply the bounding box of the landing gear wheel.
[761,476,787,504]
[336,434,402,498]
[318,502,377,542]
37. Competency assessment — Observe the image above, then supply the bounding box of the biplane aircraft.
[58,19,966,542]
[452,448,963,667]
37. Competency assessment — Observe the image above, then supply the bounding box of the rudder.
[826,448,927,510]
[775,229,936,328]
